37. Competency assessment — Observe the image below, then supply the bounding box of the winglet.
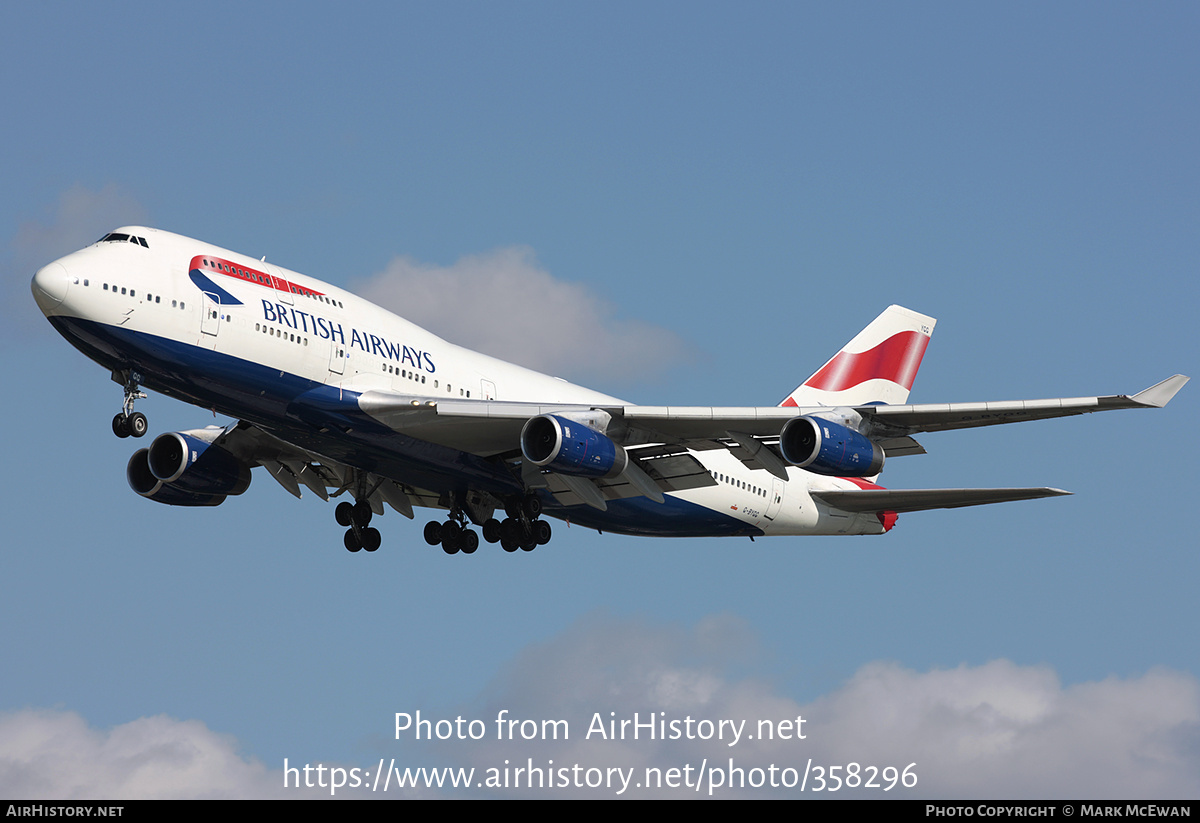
[1130,374,1189,408]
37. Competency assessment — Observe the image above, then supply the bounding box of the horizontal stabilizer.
[811,487,1070,514]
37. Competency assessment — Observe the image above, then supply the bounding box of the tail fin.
[780,305,936,407]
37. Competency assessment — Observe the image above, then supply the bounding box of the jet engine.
[778,416,885,477]
[520,414,628,478]
[126,431,252,506]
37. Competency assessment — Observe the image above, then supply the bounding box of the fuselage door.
[764,476,784,521]
[329,340,346,376]
[265,263,293,306]
[201,292,221,337]
[481,379,496,400]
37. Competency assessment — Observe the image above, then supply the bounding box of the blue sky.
[1,2,1197,798]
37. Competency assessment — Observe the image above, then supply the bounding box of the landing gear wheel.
[501,537,519,553]
[441,521,461,554]
[482,519,501,544]
[344,529,362,552]
[523,494,542,519]
[352,500,373,527]
[461,530,479,554]
[362,528,381,552]
[336,501,355,527]
[535,520,552,545]
[423,521,442,545]
[112,414,130,438]
[128,412,148,438]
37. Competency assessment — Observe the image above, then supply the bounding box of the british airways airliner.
[31,227,1188,554]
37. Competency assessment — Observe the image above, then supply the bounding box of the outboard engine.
[126,430,252,506]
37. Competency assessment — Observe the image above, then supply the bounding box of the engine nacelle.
[126,431,253,505]
[778,416,885,477]
[520,414,628,478]
[126,448,228,507]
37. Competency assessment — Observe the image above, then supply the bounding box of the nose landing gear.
[111,371,148,439]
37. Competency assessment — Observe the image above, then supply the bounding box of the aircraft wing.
[357,374,1188,456]
[810,487,1070,514]
[857,374,1189,436]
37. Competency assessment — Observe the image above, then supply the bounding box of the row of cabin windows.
[382,362,427,385]
[201,258,343,309]
[377,363,469,396]
[713,470,767,499]
[101,281,183,309]
[375,362,474,397]
[255,322,308,346]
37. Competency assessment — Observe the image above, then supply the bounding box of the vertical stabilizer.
[780,305,936,407]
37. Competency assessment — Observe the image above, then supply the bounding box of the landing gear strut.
[111,371,148,439]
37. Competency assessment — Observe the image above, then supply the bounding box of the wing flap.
[537,452,716,509]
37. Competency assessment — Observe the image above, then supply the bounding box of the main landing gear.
[423,494,552,555]
[111,371,148,439]
[334,486,554,557]
[423,516,480,555]
[337,499,382,553]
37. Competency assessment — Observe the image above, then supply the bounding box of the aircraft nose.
[31,261,70,312]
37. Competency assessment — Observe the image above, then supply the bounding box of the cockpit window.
[97,232,150,248]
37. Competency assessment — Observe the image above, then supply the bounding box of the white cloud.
[0,709,290,799]
[354,247,692,385]
[428,613,1200,798]
[809,660,1200,798]
[7,617,1197,799]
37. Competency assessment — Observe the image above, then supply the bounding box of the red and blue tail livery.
[31,227,1189,554]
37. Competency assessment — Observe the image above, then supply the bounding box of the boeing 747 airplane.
[31,227,1188,554]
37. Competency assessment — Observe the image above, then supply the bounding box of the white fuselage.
[32,227,887,538]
